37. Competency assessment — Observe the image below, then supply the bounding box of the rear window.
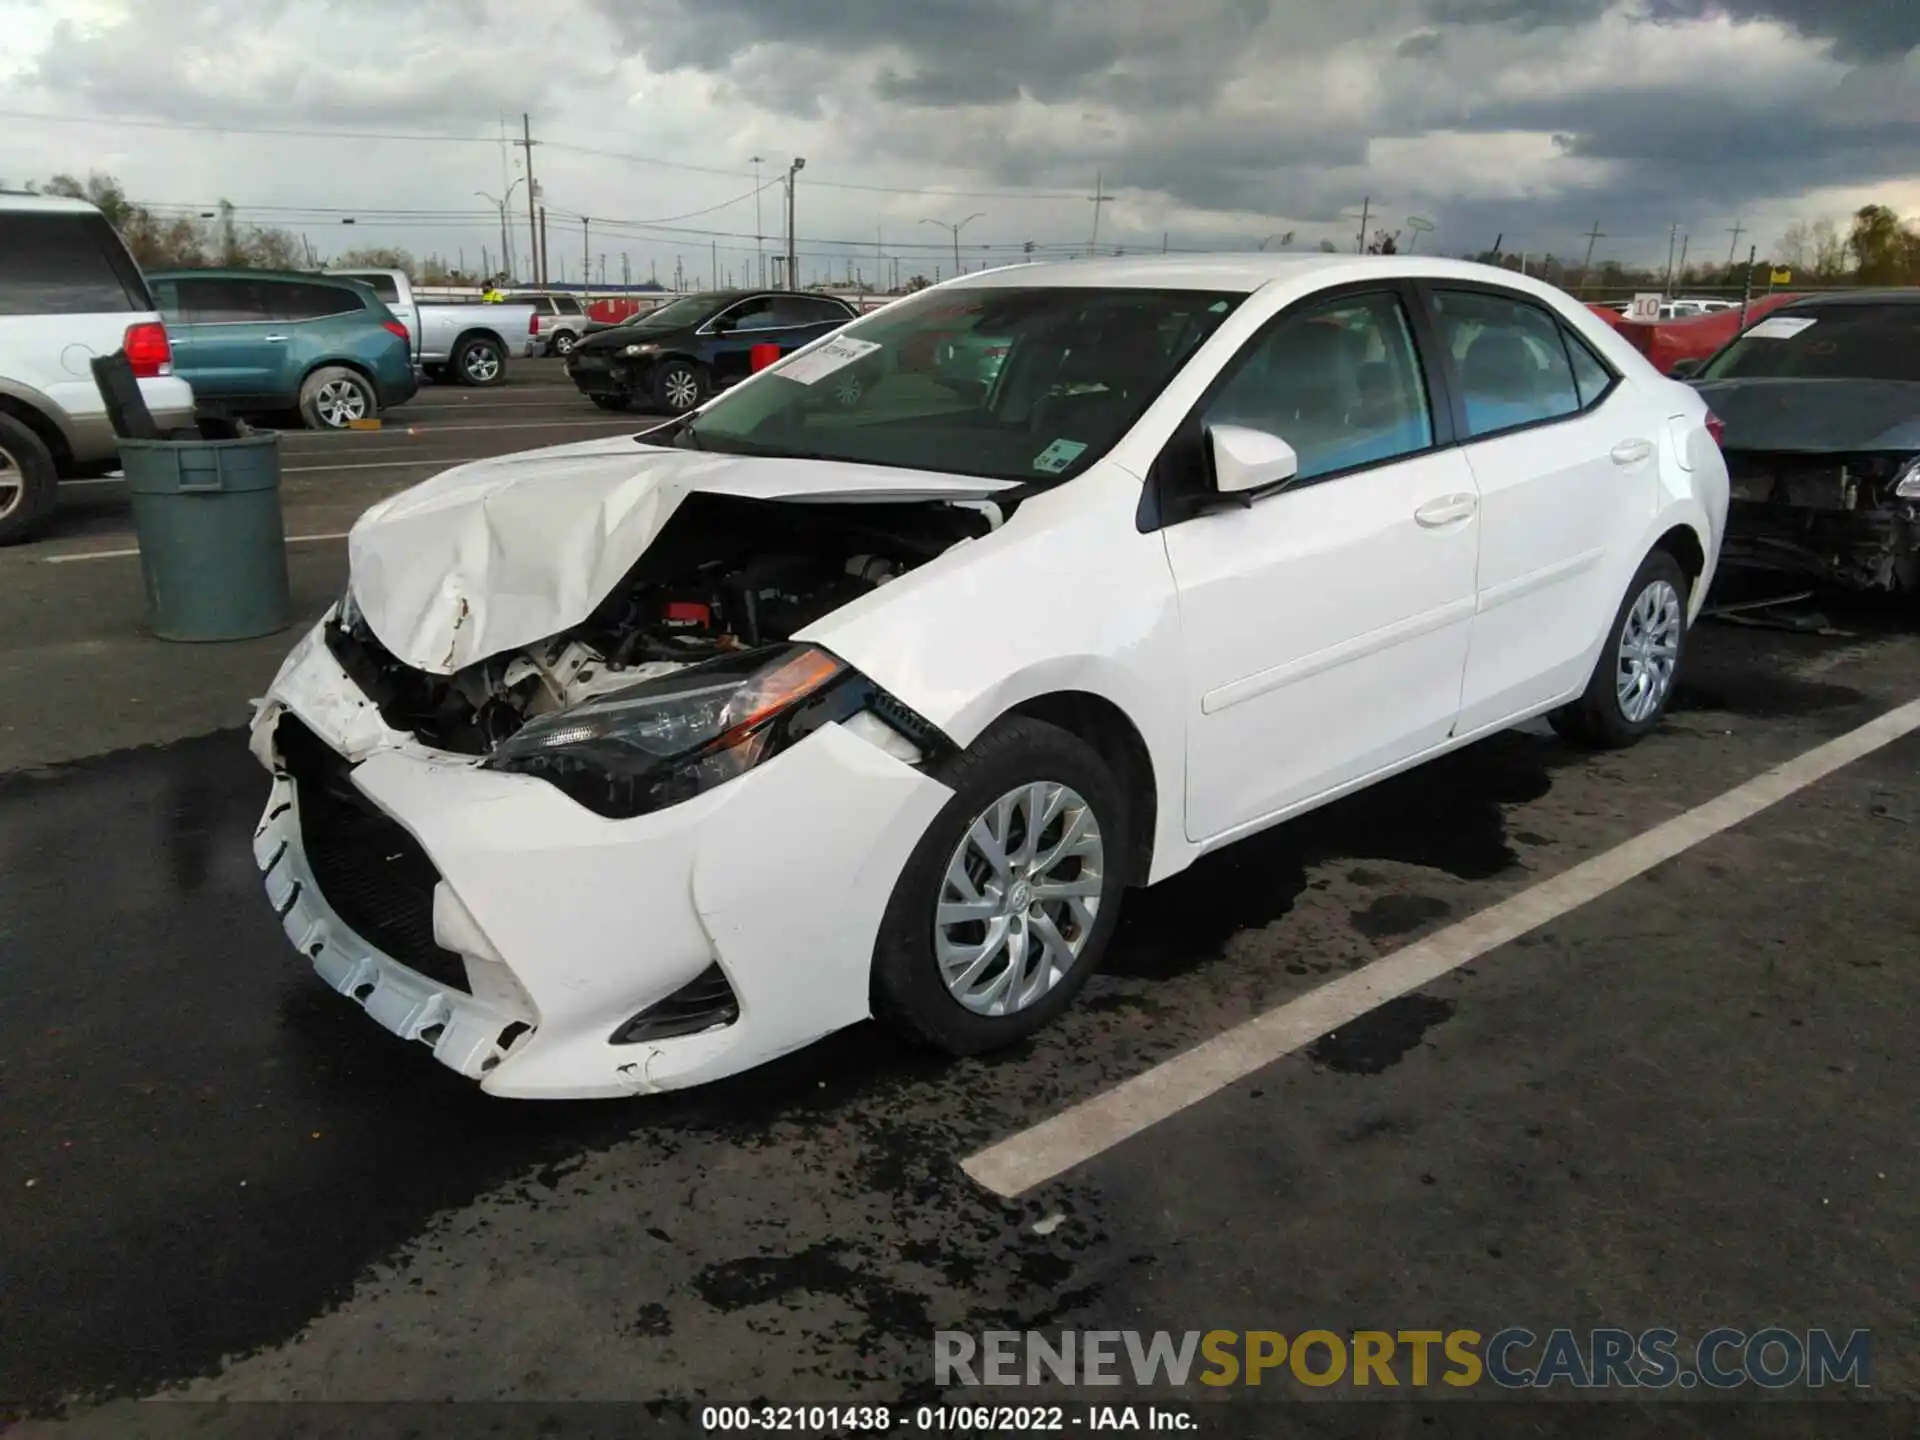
[338,271,401,304]
[1702,304,1920,383]
[0,211,151,316]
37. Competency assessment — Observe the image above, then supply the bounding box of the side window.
[279,282,361,321]
[721,297,780,331]
[554,297,583,316]
[1202,291,1434,482]
[339,272,401,304]
[150,279,182,319]
[176,277,272,324]
[791,297,853,325]
[1431,289,1581,438]
[531,297,556,316]
[1560,326,1614,409]
[0,213,146,316]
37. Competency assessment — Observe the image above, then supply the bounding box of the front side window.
[667,286,1242,485]
[1203,291,1434,481]
[1431,289,1581,438]
[1700,304,1920,383]
[714,297,780,331]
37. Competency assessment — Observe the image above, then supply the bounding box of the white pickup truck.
[325,269,538,387]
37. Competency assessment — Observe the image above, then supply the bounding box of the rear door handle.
[1611,438,1655,465]
[1415,493,1478,528]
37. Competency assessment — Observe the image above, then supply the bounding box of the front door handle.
[262,334,290,343]
[1415,493,1478,528]
[1611,438,1655,465]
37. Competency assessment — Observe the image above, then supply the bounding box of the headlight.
[483,644,855,818]
[1894,458,1920,500]
[622,342,659,358]
[336,582,363,630]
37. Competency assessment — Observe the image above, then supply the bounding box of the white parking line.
[278,418,639,440]
[961,695,1920,1199]
[42,531,350,563]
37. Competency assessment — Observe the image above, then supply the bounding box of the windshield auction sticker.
[1032,439,1088,473]
[1744,315,1818,340]
[779,335,883,385]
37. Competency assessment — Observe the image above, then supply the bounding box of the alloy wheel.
[934,781,1105,1017]
[0,443,23,520]
[1615,578,1682,724]
[662,365,701,411]
[315,379,369,428]
[464,348,502,383]
[554,333,576,356]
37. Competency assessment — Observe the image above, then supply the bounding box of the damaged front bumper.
[250,615,953,1098]
[1722,454,1920,593]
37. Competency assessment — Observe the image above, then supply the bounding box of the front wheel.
[0,412,58,546]
[1550,549,1690,749]
[652,359,705,413]
[453,336,506,387]
[871,717,1128,1055]
[298,367,376,430]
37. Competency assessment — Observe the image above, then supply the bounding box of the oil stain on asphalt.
[1307,994,1457,1075]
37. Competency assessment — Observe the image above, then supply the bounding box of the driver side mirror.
[1667,357,1703,378]
[1208,424,1300,497]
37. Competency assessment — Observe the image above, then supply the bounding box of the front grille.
[611,963,739,1044]
[276,715,470,993]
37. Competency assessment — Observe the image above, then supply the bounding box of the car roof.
[146,268,362,286]
[943,252,1572,298]
[1781,288,1920,308]
[0,192,106,216]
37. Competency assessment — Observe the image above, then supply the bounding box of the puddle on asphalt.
[1307,994,1457,1075]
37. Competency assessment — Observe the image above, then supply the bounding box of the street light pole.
[921,213,984,277]
[476,178,524,280]
[785,157,806,290]
[752,155,765,288]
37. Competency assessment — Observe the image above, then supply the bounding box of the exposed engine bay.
[325,492,998,754]
[1723,450,1920,593]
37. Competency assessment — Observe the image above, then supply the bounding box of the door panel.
[1163,288,1479,842]
[175,278,283,400]
[1424,287,1660,730]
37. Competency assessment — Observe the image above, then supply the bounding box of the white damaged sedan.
[251,256,1728,1098]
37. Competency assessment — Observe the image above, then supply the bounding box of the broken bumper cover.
[249,618,953,1098]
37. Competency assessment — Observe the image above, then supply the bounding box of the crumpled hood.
[347,433,1014,674]
[1692,377,1920,453]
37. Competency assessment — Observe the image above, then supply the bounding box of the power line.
[0,108,500,144]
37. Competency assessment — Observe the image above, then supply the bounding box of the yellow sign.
[1770,268,1792,284]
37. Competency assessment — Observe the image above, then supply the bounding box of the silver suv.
[0,193,196,544]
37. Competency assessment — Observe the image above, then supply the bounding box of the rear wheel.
[453,335,506,387]
[872,717,1128,1055]
[653,359,705,413]
[0,412,58,546]
[298,367,376,430]
[1550,548,1690,749]
[552,331,578,357]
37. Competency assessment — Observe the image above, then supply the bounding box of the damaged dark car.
[1684,290,1920,594]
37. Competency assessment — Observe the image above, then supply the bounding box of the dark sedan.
[1685,290,1920,594]
[564,290,858,413]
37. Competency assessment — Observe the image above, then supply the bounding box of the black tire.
[452,335,507,387]
[871,716,1129,1056]
[1550,548,1691,749]
[0,411,58,546]
[590,393,632,412]
[652,359,706,413]
[297,366,377,430]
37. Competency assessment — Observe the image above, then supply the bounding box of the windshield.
[625,294,731,330]
[1702,303,1920,383]
[662,286,1242,484]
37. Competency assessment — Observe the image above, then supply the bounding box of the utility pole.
[785,157,806,290]
[1725,220,1746,269]
[1162,231,1168,254]
[712,239,719,292]
[1355,195,1371,254]
[480,244,489,282]
[1087,170,1112,256]
[517,113,540,286]
[751,156,766,288]
[1577,220,1605,296]
[1738,243,1757,328]
[1675,234,1690,287]
[622,253,630,287]
[1663,222,1679,297]
[539,206,549,290]
[582,216,590,300]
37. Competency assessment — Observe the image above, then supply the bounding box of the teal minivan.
[147,270,419,429]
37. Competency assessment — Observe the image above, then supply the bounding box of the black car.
[1681,290,1920,594]
[564,290,859,413]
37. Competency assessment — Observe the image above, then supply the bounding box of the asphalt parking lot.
[2,361,1915,1434]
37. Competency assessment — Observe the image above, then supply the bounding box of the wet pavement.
[1,380,1916,1431]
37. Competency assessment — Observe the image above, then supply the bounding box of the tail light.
[528,311,540,336]
[382,320,408,343]
[1704,411,1725,448]
[123,321,172,378]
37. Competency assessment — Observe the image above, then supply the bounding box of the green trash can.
[120,434,292,642]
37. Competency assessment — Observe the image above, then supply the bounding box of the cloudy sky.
[1,0,1915,288]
